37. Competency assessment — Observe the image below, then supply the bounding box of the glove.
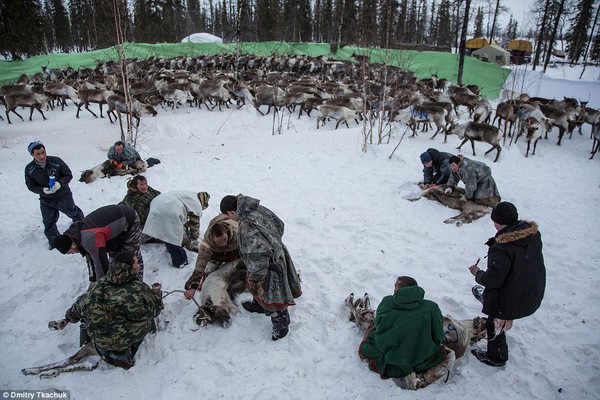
[112,160,125,169]
[444,187,453,195]
[43,182,61,194]
[247,276,265,298]
[460,194,467,202]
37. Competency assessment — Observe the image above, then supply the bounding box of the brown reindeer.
[76,89,115,118]
[450,122,503,162]
[4,92,49,124]
[409,184,492,226]
[493,101,518,138]
[106,95,157,127]
[316,105,363,129]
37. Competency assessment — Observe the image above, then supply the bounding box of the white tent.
[181,32,223,44]
[472,44,510,66]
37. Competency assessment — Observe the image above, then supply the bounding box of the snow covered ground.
[0,64,599,400]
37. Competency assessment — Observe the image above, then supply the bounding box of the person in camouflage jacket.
[220,194,302,341]
[120,175,161,242]
[65,251,163,369]
[183,214,241,299]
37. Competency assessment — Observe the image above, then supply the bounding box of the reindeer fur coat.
[358,285,445,378]
[236,195,302,312]
[447,157,500,200]
[143,191,202,246]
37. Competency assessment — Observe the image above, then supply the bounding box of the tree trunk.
[543,0,566,73]
[489,0,500,44]
[457,0,471,85]
[580,3,600,78]
[533,0,552,71]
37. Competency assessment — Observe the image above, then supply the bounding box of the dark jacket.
[475,220,546,320]
[25,156,74,200]
[422,148,453,185]
[120,184,161,227]
[64,205,139,280]
[359,285,445,378]
[65,260,163,352]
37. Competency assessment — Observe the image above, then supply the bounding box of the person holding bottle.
[25,141,84,249]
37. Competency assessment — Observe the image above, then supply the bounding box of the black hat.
[420,151,432,164]
[491,202,519,225]
[53,235,73,254]
[220,195,237,214]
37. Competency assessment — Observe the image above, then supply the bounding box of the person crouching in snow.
[142,190,209,268]
[65,251,164,369]
[220,194,302,341]
[358,276,456,390]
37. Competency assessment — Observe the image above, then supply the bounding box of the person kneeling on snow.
[65,251,164,369]
[358,276,455,390]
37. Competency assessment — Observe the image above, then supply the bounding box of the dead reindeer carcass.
[410,184,491,226]
[79,159,148,184]
[22,320,100,379]
[344,293,486,359]
[193,259,248,328]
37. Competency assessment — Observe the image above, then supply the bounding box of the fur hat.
[420,151,432,164]
[220,195,237,214]
[197,192,210,210]
[28,141,45,154]
[53,235,73,254]
[491,202,519,225]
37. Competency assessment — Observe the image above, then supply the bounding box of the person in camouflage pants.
[120,175,161,242]
[65,251,164,369]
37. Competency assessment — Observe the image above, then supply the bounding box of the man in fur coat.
[468,202,546,367]
[220,194,302,341]
[446,155,501,206]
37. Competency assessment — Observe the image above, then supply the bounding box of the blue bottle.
[49,171,56,188]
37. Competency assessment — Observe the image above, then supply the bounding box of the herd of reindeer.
[2,52,600,160]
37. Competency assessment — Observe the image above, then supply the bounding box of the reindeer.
[590,119,600,160]
[539,104,574,145]
[521,116,552,157]
[395,105,449,142]
[316,105,363,129]
[493,101,518,138]
[4,92,49,124]
[450,93,479,117]
[449,122,503,162]
[79,159,149,184]
[252,84,285,115]
[344,292,487,358]
[160,89,194,109]
[409,184,492,226]
[76,89,115,118]
[193,260,248,328]
[106,95,157,127]
[473,99,492,123]
[43,83,80,110]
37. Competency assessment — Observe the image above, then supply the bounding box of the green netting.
[0,42,510,99]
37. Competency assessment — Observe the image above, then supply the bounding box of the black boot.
[242,299,266,314]
[473,317,508,367]
[271,309,290,341]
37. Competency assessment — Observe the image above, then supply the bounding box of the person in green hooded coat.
[358,276,454,390]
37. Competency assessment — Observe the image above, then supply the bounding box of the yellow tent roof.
[466,38,489,50]
[507,40,533,52]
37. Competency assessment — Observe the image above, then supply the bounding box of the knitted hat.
[491,202,519,225]
[53,235,73,254]
[420,151,432,164]
[220,195,237,214]
[28,141,45,154]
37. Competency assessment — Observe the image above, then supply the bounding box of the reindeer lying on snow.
[345,293,487,359]
[79,157,161,184]
[409,184,491,226]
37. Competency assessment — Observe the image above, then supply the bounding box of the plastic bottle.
[49,171,56,189]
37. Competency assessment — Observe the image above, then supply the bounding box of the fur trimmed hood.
[495,221,539,245]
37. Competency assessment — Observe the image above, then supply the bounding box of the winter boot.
[271,309,290,341]
[242,299,266,314]
[165,242,188,268]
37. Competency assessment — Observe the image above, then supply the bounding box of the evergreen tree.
[42,0,56,53]
[565,0,594,63]
[428,0,437,45]
[437,0,452,47]
[590,31,600,63]
[51,0,72,52]
[474,6,484,38]
[339,0,357,45]
[255,0,277,41]
[405,0,418,44]
[0,0,46,59]
[396,0,408,44]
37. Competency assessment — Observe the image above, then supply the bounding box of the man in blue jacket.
[25,141,84,249]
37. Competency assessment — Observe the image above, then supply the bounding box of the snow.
[181,32,223,44]
[1,64,599,400]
